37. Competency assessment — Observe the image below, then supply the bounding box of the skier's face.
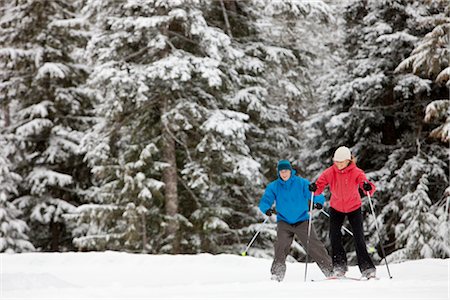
[334,160,350,170]
[279,169,291,181]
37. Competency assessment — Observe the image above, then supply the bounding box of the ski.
[357,276,380,281]
[311,276,380,282]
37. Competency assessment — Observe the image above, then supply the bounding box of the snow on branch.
[107,16,171,31]
[15,118,54,137]
[395,23,449,79]
[394,74,431,98]
[48,17,87,29]
[436,67,450,85]
[425,100,450,143]
[376,31,417,44]
[146,52,224,88]
[0,48,36,64]
[201,109,249,139]
[424,100,450,123]
[37,63,71,79]
[17,101,54,119]
[27,168,73,195]
[252,0,332,22]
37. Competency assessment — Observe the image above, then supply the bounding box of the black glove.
[363,182,372,191]
[309,183,317,192]
[314,202,323,210]
[265,208,276,216]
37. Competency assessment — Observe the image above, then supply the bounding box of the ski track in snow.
[1,252,448,299]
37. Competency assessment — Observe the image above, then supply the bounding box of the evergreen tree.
[0,0,92,251]
[0,137,35,253]
[227,0,333,258]
[301,0,449,261]
[392,2,450,259]
[395,7,449,143]
[381,155,447,261]
[74,0,332,255]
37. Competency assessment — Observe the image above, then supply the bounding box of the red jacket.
[314,163,376,213]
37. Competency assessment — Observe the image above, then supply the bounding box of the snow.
[1,252,448,299]
[36,63,71,79]
[201,110,250,139]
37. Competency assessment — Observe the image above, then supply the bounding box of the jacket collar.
[332,162,356,174]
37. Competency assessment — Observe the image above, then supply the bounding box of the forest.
[0,0,448,265]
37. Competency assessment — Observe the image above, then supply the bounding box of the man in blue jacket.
[259,160,333,281]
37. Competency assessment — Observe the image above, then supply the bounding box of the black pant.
[329,207,375,273]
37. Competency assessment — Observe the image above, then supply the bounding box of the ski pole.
[320,209,354,236]
[366,191,393,279]
[241,216,270,256]
[445,197,449,258]
[304,191,315,282]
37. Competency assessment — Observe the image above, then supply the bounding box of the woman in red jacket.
[309,146,376,279]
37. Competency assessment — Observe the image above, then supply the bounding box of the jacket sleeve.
[303,179,325,205]
[259,183,276,214]
[356,170,376,196]
[313,193,325,205]
[314,169,329,196]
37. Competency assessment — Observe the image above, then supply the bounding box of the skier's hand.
[265,208,276,216]
[314,202,323,210]
[363,182,372,191]
[309,183,317,192]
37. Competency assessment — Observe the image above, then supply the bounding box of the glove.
[363,182,372,191]
[314,202,323,210]
[309,183,317,192]
[265,208,276,216]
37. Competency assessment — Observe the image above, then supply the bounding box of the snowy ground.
[1,252,448,300]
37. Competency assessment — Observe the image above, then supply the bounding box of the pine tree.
[378,153,448,261]
[393,2,450,258]
[0,137,35,253]
[301,0,449,261]
[74,0,332,255]
[395,10,449,143]
[0,0,93,251]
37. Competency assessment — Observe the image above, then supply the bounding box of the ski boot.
[270,273,284,282]
[362,268,377,279]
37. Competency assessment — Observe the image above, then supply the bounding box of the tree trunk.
[161,98,180,253]
[381,87,397,145]
[3,97,10,127]
[50,221,60,251]
[141,211,147,253]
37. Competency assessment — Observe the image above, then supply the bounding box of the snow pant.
[329,207,375,274]
[271,220,333,280]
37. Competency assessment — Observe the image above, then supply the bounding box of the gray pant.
[271,220,333,280]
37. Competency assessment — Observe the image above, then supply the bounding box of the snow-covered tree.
[301,0,449,261]
[73,0,333,255]
[0,137,35,253]
[392,3,450,259]
[376,150,448,261]
[0,0,93,250]
[395,10,450,143]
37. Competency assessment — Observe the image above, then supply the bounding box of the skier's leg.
[329,207,348,275]
[347,208,376,276]
[271,221,294,281]
[294,221,333,277]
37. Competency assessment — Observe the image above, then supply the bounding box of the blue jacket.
[259,170,325,224]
